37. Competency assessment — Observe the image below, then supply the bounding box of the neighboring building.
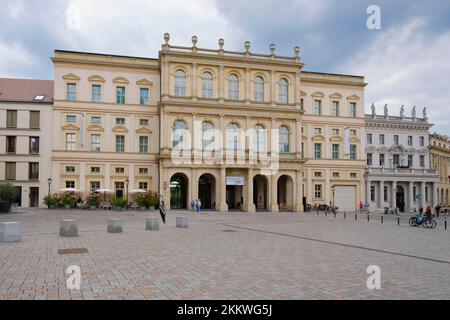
[365,105,439,212]
[51,50,160,198]
[0,78,53,207]
[430,133,450,205]
[301,72,367,211]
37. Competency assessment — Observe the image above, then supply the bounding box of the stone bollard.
[60,220,78,237]
[107,218,123,233]
[176,216,188,228]
[0,222,21,243]
[146,217,159,231]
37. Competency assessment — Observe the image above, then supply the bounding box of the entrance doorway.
[199,174,215,210]
[253,175,268,211]
[226,185,243,210]
[396,185,405,212]
[30,187,39,208]
[170,173,188,209]
[277,175,294,211]
[14,186,22,207]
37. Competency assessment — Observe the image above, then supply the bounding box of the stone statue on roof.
[371,103,376,117]
[384,104,388,117]
[412,106,416,119]
[400,105,405,118]
[423,107,428,120]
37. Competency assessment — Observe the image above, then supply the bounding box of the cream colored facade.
[430,133,450,205]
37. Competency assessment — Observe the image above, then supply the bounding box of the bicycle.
[409,214,437,229]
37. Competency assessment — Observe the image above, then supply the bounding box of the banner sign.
[226,177,244,186]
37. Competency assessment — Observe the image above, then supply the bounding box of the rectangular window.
[67,83,77,101]
[90,181,100,192]
[350,129,357,136]
[350,173,357,178]
[29,111,40,129]
[66,115,76,123]
[350,102,357,118]
[379,134,385,145]
[300,98,304,109]
[379,153,385,167]
[91,116,101,124]
[116,118,125,125]
[425,187,429,202]
[332,144,339,159]
[367,153,373,166]
[140,88,150,105]
[332,172,340,178]
[408,155,413,167]
[314,143,322,159]
[420,155,425,168]
[139,136,149,153]
[139,119,149,126]
[65,166,75,173]
[139,182,148,191]
[115,167,125,174]
[420,136,425,147]
[349,145,357,160]
[314,172,322,178]
[367,133,373,145]
[28,163,39,180]
[66,133,76,150]
[6,136,16,154]
[393,154,400,166]
[92,85,102,102]
[66,181,75,189]
[6,110,17,128]
[314,128,322,134]
[332,129,340,135]
[394,135,399,145]
[408,136,413,146]
[116,86,126,104]
[5,162,16,180]
[332,101,339,117]
[116,136,125,152]
[371,186,376,202]
[139,168,149,175]
[314,185,322,198]
[384,186,388,202]
[91,134,101,152]
[90,167,100,173]
[29,137,40,154]
[314,100,322,115]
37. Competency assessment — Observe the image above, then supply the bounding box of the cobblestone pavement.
[0,209,449,300]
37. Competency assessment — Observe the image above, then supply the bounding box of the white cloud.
[0,37,37,78]
[339,17,450,135]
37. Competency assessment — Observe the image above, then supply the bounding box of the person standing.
[191,200,195,212]
[194,199,199,214]
[198,199,202,213]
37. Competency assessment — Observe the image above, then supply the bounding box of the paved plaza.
[0,209,449,300]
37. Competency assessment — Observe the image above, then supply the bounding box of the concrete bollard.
[0,222,21,243]
[176,216,188,228]
[59,220,78,237]
[107,218,123,233]
[146,217,159,231]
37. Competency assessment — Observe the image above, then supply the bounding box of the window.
[202,122,214,151]
[314,185,322,198]
[29,111,40,129]
[349,145,357,160]
[254,76,265,102]
[253,125,266,153]
[201,72,214,98]
[314,143,322,159]
[116,86,126,104]
[139,136,149,153]
[379,134,385,145]
[332,144,339,159]
[333,172,340,178]
[65,166,75,173]
[91,134,101,152]
[420,136,425,147]
[66,115,76,123]
[314,100,322,115]
[116,135,125,152]
[300,98,304,109]
[279,78,288,104]
[279,126,290,153]
[115,167,125,174]
[384,186,388,202]
[90,167,100,173]
[393,154,400,166]
[28,163,39,180]
[90,181,100,192]
[420,155,425,168]
[29,137,40,154]
[371,186,376,201]
[66,181,75,189]
[379,154,385,167]
[228,74,239,100]
[314,172,322,178]
[367,153,373,166]
[332,129,340,135]
[350,129,357,136]
[408,136,413,146]
[6,136,16,154]
[6,110,17,128]
[139,119,149,126]
[350,102,357,118]
[226,123,241,151]
[173,120,188,150]
[67,83,76,101]
[139,182,148,191]
[332,101,339,117]
[350,173,357,178]
[5,162,16,180]
[92,85,102,102]
[174,70,187,96]
[66,133,76,150]
[91,116,101,124]
[394,135,399,145]
[425,187,429,202]
[139,168,148,174]
[408,155,413,167]
[116,118,125,125]
[367,133,373,145]
[314,128,322,134]
[140,88,150,105]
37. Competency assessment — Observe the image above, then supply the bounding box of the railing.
[367,167,438,175]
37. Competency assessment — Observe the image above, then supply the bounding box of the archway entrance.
[170,173,188,209]
[199,174,216,210]
[253,175,268,211]
[396,185,405,212]
[277,175,294,211]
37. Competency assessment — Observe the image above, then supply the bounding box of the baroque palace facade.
[430,133,450,205]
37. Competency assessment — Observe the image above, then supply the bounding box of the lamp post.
[47,178,52,197]
[331,185,336,209]
[126,178,129,210]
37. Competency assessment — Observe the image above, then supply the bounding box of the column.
[270,69,276,105]
[219,65,225,101]
[79,163,86,196]
[294,170,304,212]
[392,181,397,208]
[432,182,438,207]
[366,180,371,205]
[420,182,426,207]
[218,115,225,163]
[190,168,198,210]
[218,167,228,212]
[269,174,279,213]
[378,181,384,208]
[295,120,302,158]
[325,169,331,206]
[245,68,251,103]
[307,169,313,204]
[192,63,198,98]
[408,181,414,211]
[245,169,256,213]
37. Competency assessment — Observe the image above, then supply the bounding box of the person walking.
[191,200,195,212]
[435,204,441,219]
[194,199,199,214]
[444,207,448,219]
[197,199,202,213]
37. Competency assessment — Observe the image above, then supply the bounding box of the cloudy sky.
[1,0,449,134]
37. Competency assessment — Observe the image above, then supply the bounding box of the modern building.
[0,78,54,207]
[429,133,450,205]
[365,104,439,212]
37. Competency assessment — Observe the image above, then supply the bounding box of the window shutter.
[30,111,40,129]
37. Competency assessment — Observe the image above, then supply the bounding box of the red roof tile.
[0,78,54,103]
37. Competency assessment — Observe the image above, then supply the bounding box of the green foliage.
[135,192,160,209]
[60,192,77,207]
[0,183,15,205]
[111,196,127,208]
[87,194,101,207]
[43,194,59,207]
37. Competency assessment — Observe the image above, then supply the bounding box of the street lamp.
[47,178,52,197]
[125,178,130,209]
[331,185,336,209]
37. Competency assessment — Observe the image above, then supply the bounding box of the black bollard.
[367,214,370,223]
[344,212,346,220]
[355,213,357,221]
[445,219,447,230]
[381,216,384,224]
[397,216,400,226]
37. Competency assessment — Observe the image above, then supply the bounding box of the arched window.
[202,121,214,151]
[173,120,187,150]
[254,76,265,102]
[279,126,290,153]
[201,72,214,98]
[253,124,266,153]
[174,70,186,97]
[279,78,288,104]
[228,74,239,100]
[226,123,241,151]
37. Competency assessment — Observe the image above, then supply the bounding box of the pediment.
[389,145,407,153]
[63,73,80,81]
[312,134,325,141]
[300,90,307,97]
[329,136,343,142]
[136,79,153,86]
[62,124,80,131]
[311,91,325,98]
[113,76,130,84]
[88,75,105,82]
[377,146,389,152]
[112,125,129,133]
[87,125,105,132]
[302,135,308,141]
[136,127,152,134]
[347,95,360,101]
[349,137,361,143]
[329,93,343,99]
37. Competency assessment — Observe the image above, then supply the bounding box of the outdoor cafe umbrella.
[59,188,80,193]
[128,189,147,194]
[94,189,113,201]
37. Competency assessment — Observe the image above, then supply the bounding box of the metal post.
[355,213,357,221]
[397,216,400,226]
[381,216,384,224]
[344,212,346,220]
[367,214,370,222]
[445,218,447,230]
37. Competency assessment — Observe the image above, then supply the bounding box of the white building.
[365,104,439,212]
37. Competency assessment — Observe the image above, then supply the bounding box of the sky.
[1,0,449,135]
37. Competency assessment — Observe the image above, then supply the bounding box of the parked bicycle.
[409,214,437,229]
